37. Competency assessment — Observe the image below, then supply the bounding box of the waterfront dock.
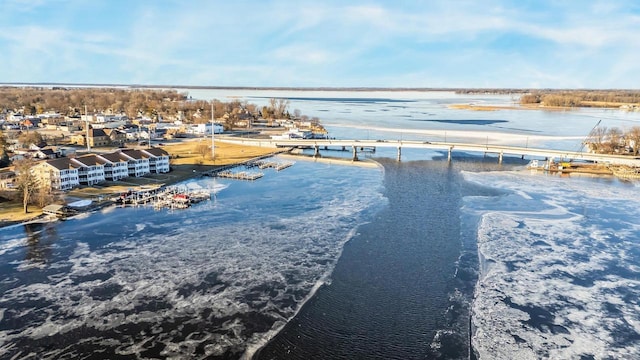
[216,170,264,180]
[114,185,211,209]
[252,160,294,171]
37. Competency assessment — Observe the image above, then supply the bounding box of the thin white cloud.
[270,44,333,65]
[0,0,639,87]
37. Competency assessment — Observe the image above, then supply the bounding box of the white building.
[119,149,150,177]
[191,123,224,135]
[31,158,80,191]
[141,148,170,174]
[71,155,106,186]
[97,153,130,181]
[271,128,313,140]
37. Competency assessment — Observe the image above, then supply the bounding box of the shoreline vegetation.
[450,90,640,111]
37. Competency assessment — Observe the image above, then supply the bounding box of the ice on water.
[0,161,386,359]
[463,171,640,359]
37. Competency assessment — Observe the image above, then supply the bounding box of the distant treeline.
[0,86,189,119]
[520,90,640,107]
[0,87,302,125]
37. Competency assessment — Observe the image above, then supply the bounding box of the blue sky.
[0,0,639,88]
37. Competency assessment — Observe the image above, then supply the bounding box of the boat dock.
[251,160,294,171]
[216,170,264,180]
[114,185,211,209]
[201,153,294,181]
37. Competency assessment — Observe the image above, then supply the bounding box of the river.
[1,90,639,359]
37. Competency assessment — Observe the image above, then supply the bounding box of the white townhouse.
[96,153,129,181]
[119,149,150,177]
[71,155,106,186]
[141,148,170,174]
[31,158,80,191]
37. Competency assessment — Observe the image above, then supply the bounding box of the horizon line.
[1,82,640,92]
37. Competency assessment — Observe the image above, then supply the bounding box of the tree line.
[521,90,640,107]
[0,87,309,125]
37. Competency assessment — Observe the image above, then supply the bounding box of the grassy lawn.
[164,139,277,166]
[0,199,42,224]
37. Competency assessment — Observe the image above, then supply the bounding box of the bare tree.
[19,131,44,148]
[627,126,640,156]
[196,143,210,159]
[589,126,607,153]
[606,127,623,153]
[14,158,38,213]
[268,98,290,119]
[36,185,53,208]
[276,98,290,118]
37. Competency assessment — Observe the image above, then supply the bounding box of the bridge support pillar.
[499,151,503,164]
[352,146,359,161]
[314,145,320,158]
[448,147,453,162]
[397,146,402,161]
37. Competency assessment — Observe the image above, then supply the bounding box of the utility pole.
[211,102,215,161]
[85,105,91,153]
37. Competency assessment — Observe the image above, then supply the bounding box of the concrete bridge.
[218,137,640,167]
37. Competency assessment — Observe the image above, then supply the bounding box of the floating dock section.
[203,155,294,181]
[216,170,264,180]
[251,160,294,171]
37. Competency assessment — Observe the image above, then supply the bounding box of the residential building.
[190,123,224,135]
[71,155,106,186]
[119,149,150,177]
[26,148,172,191]
[141,148,170,173]
[30,158,80,191]
[70,128,111,147]
[32,148,58,160]
[96,153,129,181]
[0,168,16,189]
[88,128,111,147]
[103,128,127,146]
